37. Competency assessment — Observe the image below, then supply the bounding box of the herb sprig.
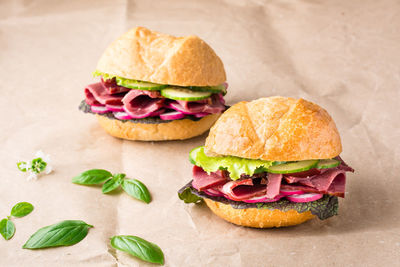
[0,202,34,240]
[72,169,151,203]
[17,151,52,181]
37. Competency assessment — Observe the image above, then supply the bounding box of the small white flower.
[27,172,38,181]
[34,150,53,175]
[45,165,53,174]
[18,150,53,181]
[35,150,44,158]
[35,150,51,163]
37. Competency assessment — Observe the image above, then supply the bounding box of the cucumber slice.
[267,160,319,174]
[116,78,167,91]
[316,159,340,169]
[189,84,227,95]
[161,87,212,101]
[189,146,202,165]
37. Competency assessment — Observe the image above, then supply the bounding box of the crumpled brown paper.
[0,0,399,266]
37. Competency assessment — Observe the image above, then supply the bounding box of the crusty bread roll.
[90,27,227,141]
[200,96,342,228]
[205,96,342,161]
[97,114,220,141]
[204,199,315,228]
[96,27,226,86]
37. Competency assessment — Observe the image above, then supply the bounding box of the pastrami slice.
[85,82,124,105]
[266,173,282,199]
[101,78,130,94]
[122,90,165,118]
[192,166,229,191]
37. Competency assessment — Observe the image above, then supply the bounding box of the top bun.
[205,96,342,161]
[96,27,226,86]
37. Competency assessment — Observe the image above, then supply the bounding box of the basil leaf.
[0,219,15,240]
[178,187,203,204]
[11,202,34,218]
[23,220,93,249]
[110,235,164,265]
[102,174,125,194]
[121,179,151,204]
[72,169,112,185]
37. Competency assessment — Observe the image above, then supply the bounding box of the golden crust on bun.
[205,96,342,161]
[96,114,220,141]
[204,199,315,228]
[96,27,226,86]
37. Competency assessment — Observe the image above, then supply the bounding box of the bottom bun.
[96,114,220,141]
[204,199,315,228]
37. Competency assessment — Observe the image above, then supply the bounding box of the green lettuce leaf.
[192,146,274,180]
[93,70,117,80]
[93,70,138,86]
[178,187,203,204]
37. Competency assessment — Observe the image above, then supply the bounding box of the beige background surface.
[1,0,399,266]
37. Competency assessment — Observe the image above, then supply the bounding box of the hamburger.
[79,27,227,141]
[178,96,354,228]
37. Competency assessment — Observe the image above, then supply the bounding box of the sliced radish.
[280,189,305,196]
[168,102,197,115]
[223,194,238,201]
[150,109,165,117]
[286,193,323,203]
[113,111,133,120]
[169,102,210,117]
[203,188,224,197]
[88,102,103,107]
[159,111,185,120]
[91,105,109,114]
[242,194,283,203]
[106,104,124,112]
[114,109,165,120]
[122,106,163,119]
[207,188,223,195]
